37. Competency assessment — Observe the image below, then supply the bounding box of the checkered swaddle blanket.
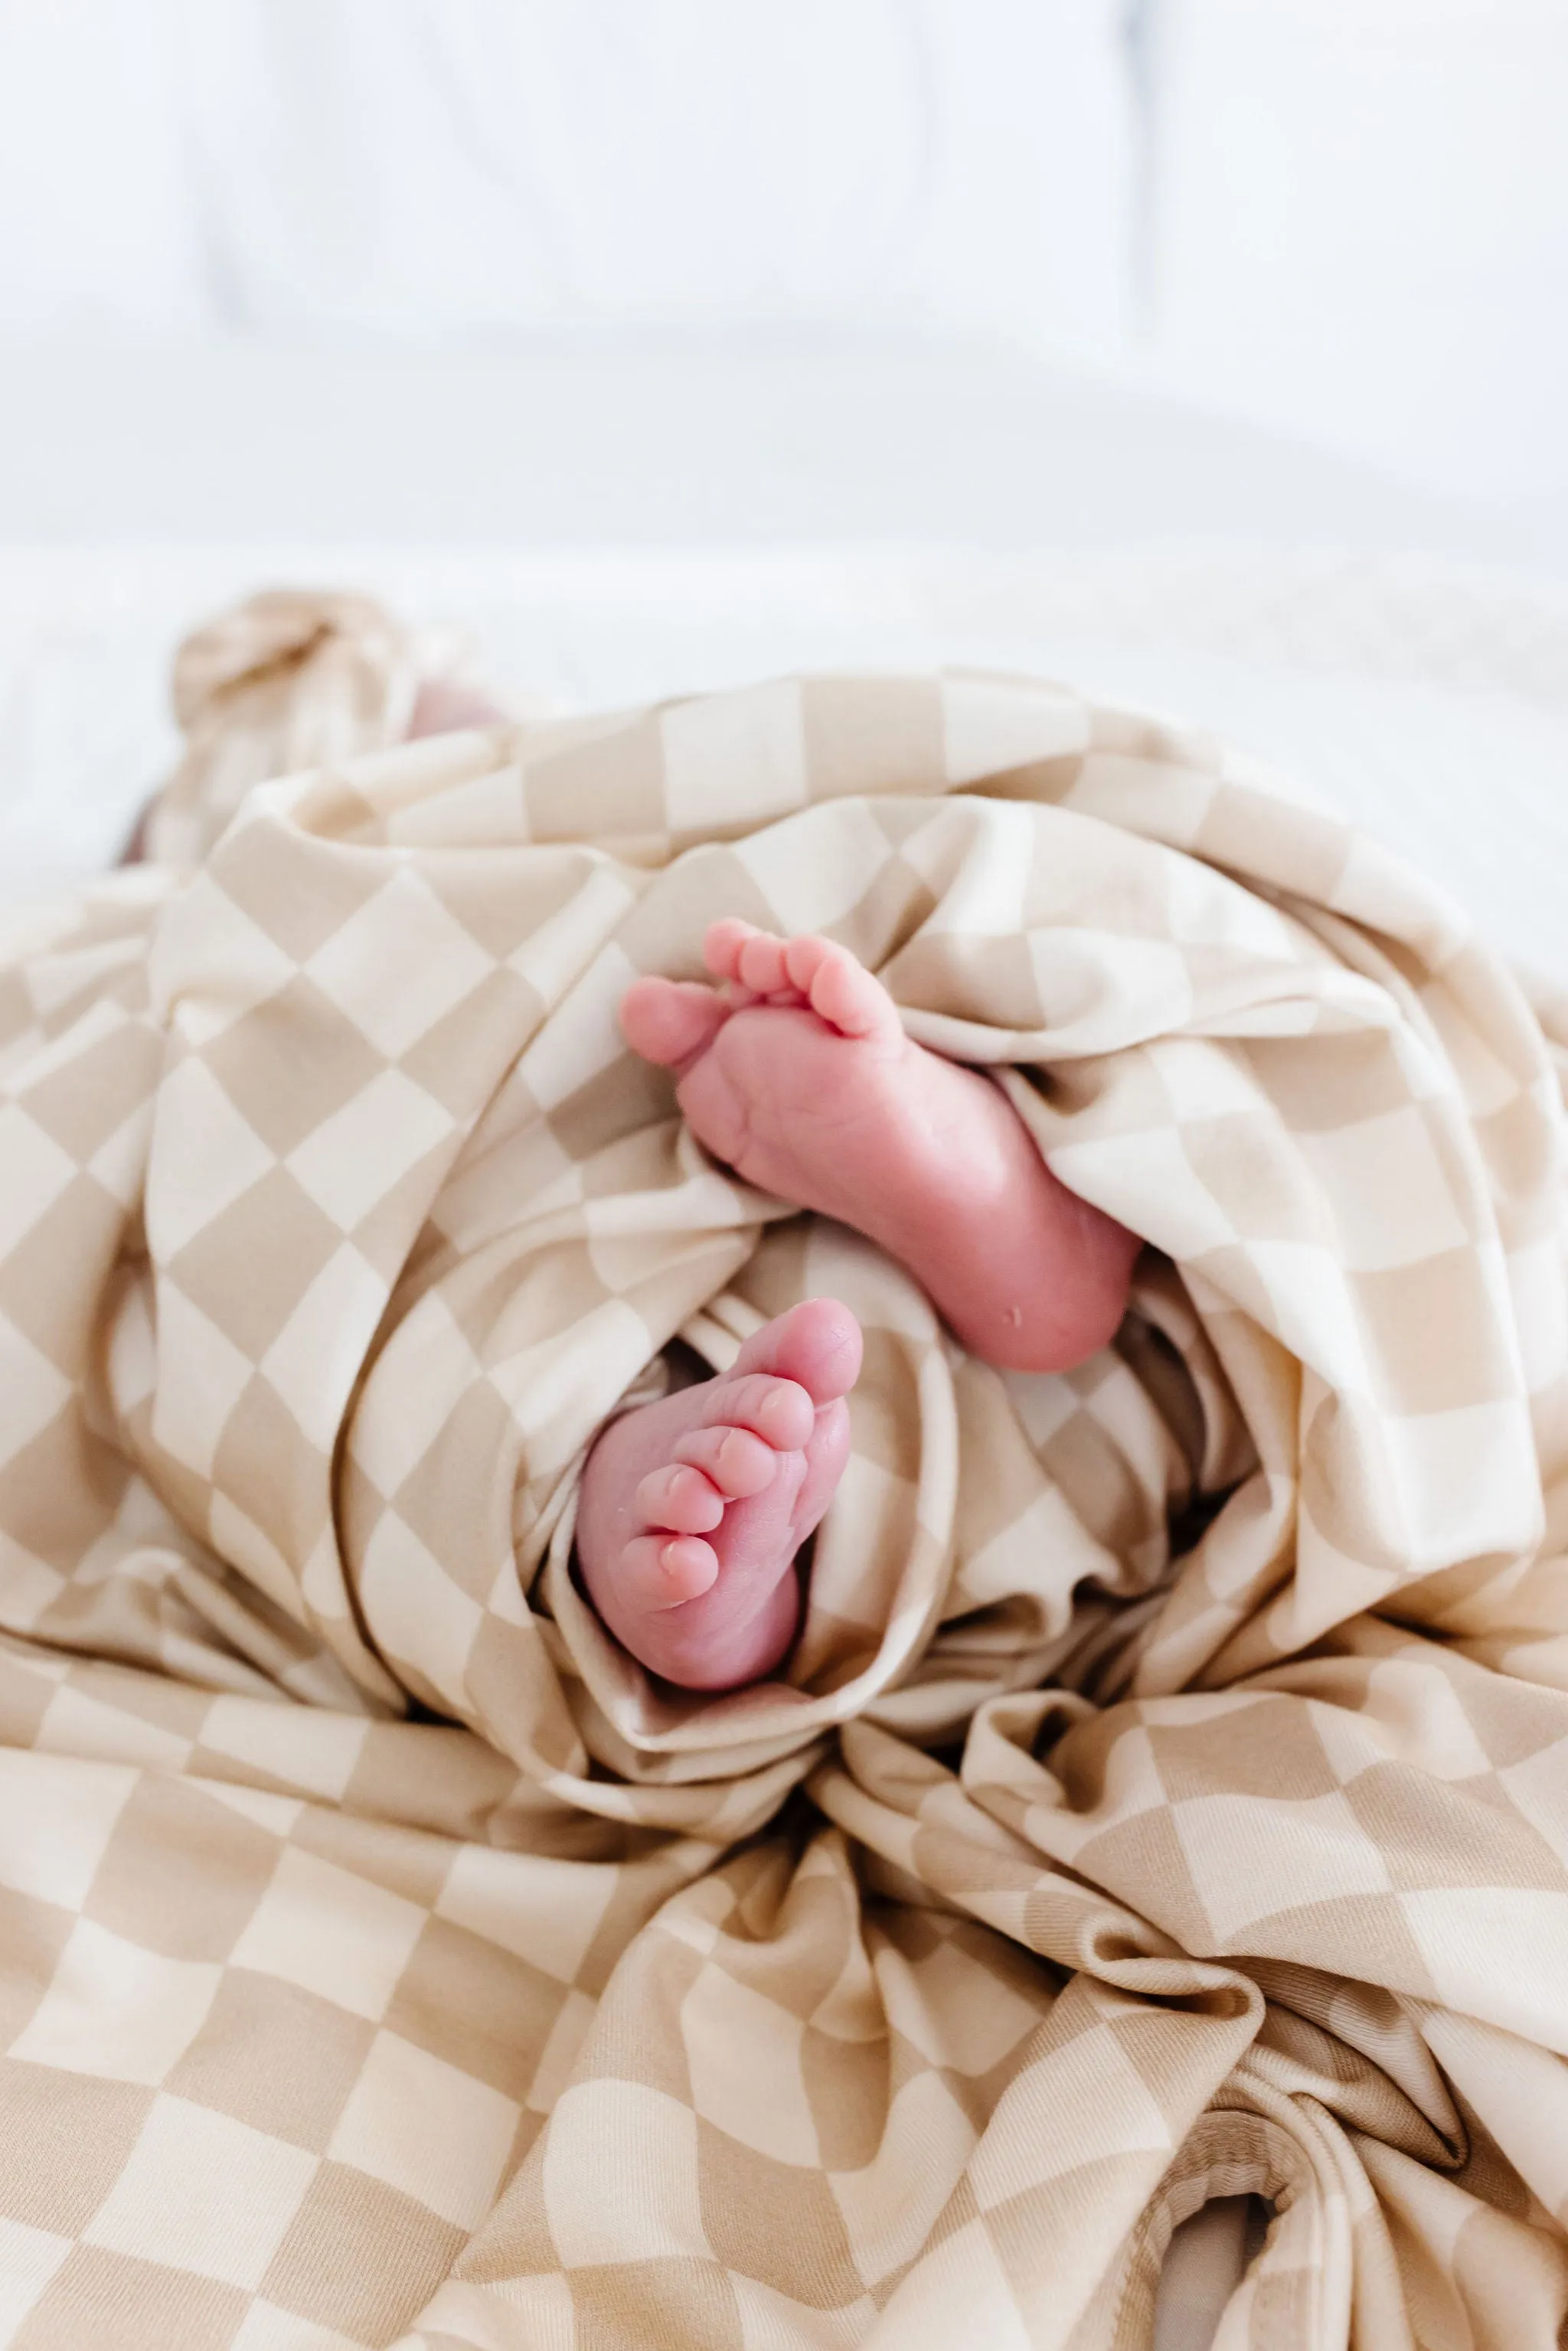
[2,595,1566,2349]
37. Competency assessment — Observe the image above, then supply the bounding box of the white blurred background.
[1,0,1566,955]
[2,0,1565,551]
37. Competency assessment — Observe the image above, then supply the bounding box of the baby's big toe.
[618,1533,720,1614]
[620,976,728,1071]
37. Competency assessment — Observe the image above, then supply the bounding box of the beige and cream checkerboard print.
[2,592,1568,2349]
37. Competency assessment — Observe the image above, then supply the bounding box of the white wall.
[0,1,1132,354]
[0,0,1564,532]
[1144,0,1568,521]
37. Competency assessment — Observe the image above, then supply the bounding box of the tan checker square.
[165,1166,346,1362]
[201,977,387,1158]
[0,2063,154,2237]
[166,1971,375,2150]
[204,813,387,965]
[566,2255,746,2351]
[13,2245,248,2351]
[384,1912,570,2104]
[82,1774,282,1961]
[1355,1247,1518,1414]
[260,2162,466,2343]
[1146,1696,1341,1807]
[522,709,668,842]
[799,674,945,803]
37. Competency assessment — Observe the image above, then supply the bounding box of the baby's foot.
[575,1298,861,1690]
[621,922,1138,1373]
[407,679,511,737]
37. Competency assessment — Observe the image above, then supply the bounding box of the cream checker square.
[230,1847,426,2022]
[660,680,808,831]
[1303,1105,1472,1272]
[542,2078,711,2268]
[681,1964,818,2167]
[0,1102,79,1259]
[0,1313,74,1474]
[733,798,895,939]
[436,1845,618,1986]
[357,1512,484,1709]
[143,1054,276,1261]
[0,2216,71,2341]
[201,1696,367,1804]
[11,1915,221,2085]
[0,1748,136,1910]
[969,2026,1169,2210]
[940,677,1089,788]
[147,1282,257,1480]
[513,940,637,1114]
[259,1242,387,1451]
[83,2093,318,2289]
[871,2214,1035,2351]
[831,2071,975,2287]
[1174,1787,1395,1942]
[328,2029,519,2229]
[285,1069,453,1234]
[230,2297,374,2351]
[302,864,495,1060]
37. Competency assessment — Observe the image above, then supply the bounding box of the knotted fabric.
[2,596,1567,2349]
[149,586,424,865]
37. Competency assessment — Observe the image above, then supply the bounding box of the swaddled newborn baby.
[576,919,1139,1692]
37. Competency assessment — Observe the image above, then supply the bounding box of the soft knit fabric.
[1,595,1566,2347]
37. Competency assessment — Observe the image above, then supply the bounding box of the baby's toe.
[736,932,791,997]
[704,919,760,982]
[620,977,728,1069]
[618,1533,719,1614]
[635,1463,724,1534]
[804,944,897,1040]
[671,1423,778,1497]
[698,1372,815,1451]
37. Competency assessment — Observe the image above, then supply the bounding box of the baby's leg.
[575,1298,861,1690]
[622,922,1139,1376]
